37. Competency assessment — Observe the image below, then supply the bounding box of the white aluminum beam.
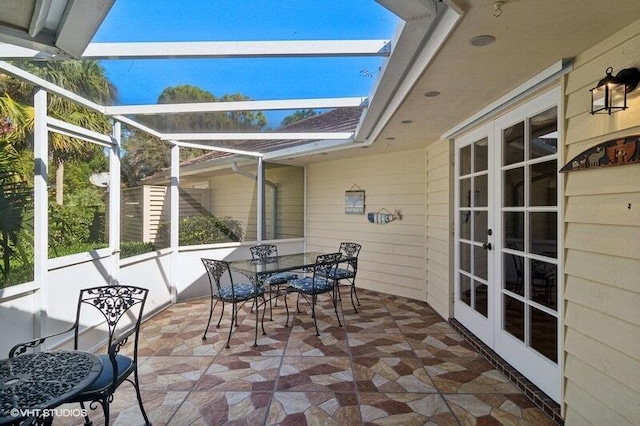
[104,97,367,116]
[47,117,114,146]
[0,61,105,113]
[113,115,165,139]
[170,140,262,157]
[162,132,354,141]
[0,43,55,60]
[82,40,391,60]
[262,139,355,160]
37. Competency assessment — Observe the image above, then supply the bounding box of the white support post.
[169,144,180,303]
[109,122,122,285]
[257,157,265,242]
[33,89,48,337]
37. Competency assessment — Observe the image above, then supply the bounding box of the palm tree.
[3,61,116,204]
[0,94,34,285]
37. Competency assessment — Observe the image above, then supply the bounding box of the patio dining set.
[0,243,362,426]
[200,242,363,348]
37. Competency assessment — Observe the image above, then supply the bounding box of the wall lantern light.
[590,66,640,114]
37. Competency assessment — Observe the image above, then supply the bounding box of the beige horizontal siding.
[426,140,451,319]
[564,380,635,426]
[565,328,640,394]
[306,148,427,302]
[565,356,640,424]
[562,18,640,423]
[565,223,640,258]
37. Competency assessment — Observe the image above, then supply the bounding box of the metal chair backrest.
[313,252,341,281]
[338,242,361,273]
[75,285,148,351]
[339,242,361,258]
[201,258,234,299]
[250,244,278,260]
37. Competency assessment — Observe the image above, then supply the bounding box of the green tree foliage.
[48,187,107,256]
[0,91,34,286]
[3,61,116,204]
[280,109,319,127]
[121,85,268,186]
[121,127,171,186]
[158,215,244,246]
[0,63,114,284]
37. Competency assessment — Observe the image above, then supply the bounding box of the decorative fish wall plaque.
[367,209,401,224]
[560,135,640,172]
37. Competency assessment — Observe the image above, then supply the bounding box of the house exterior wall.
[207,171,258,240]
[265,164,305,239]
[118,185,204,244]
[305,148,429,303]
[425,140,452,319]
[561,19,640,425]
[205,163,304,241]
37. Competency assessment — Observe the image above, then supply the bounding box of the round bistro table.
[0,351,102,425]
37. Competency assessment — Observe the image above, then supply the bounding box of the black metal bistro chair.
[249,244,298,320]
[201,258,266,348]
[286,252,342,336]
[332,242,362,313]
[9,285,152,426]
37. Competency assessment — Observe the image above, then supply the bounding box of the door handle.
[482,242,493,250]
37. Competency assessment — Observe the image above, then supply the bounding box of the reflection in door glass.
[504,295,525,342]
[504,212,524,249]
[460,212,471,240]
[503,167,524,207]
[460,242,471,273]
[529,212,557,258]
[474,138,488,172]
[503,122,524,165]
[530,107,557,159]
[530,306,558,362]
[473,211,488,243]
[474,245,488,280]
[474,281,488,317]
[460,145,471,175]
[503,252,524,296]
[530,160,557,206]
[460,178,471,207]
[530,261,557,310]
[474,174,488,207]
[460,274,471,306]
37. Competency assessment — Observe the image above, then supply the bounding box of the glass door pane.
[455,127,493,345]
[500,109,559,364]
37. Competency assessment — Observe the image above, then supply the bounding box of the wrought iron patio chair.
[201,258,265,348]
[249,244,299,320]
[286,252,342,336]
[332,242,362,312]
[9,285,152,426]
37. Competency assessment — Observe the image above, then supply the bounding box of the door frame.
[453,87,564,403]
[492,87,563,402]
[453,122,495,346]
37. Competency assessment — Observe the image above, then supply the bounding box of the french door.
[454,88,562,402]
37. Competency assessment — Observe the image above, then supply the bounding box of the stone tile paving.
[53,288,557,425]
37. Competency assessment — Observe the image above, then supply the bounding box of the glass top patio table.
[229,251,325,281]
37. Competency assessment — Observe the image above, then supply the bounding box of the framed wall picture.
[345,190,365,215]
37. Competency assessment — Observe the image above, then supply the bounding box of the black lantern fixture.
[590,66,640,115]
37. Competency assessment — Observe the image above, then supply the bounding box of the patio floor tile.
[54,290,559,425]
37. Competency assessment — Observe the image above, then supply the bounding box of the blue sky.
[92,1,399,127]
